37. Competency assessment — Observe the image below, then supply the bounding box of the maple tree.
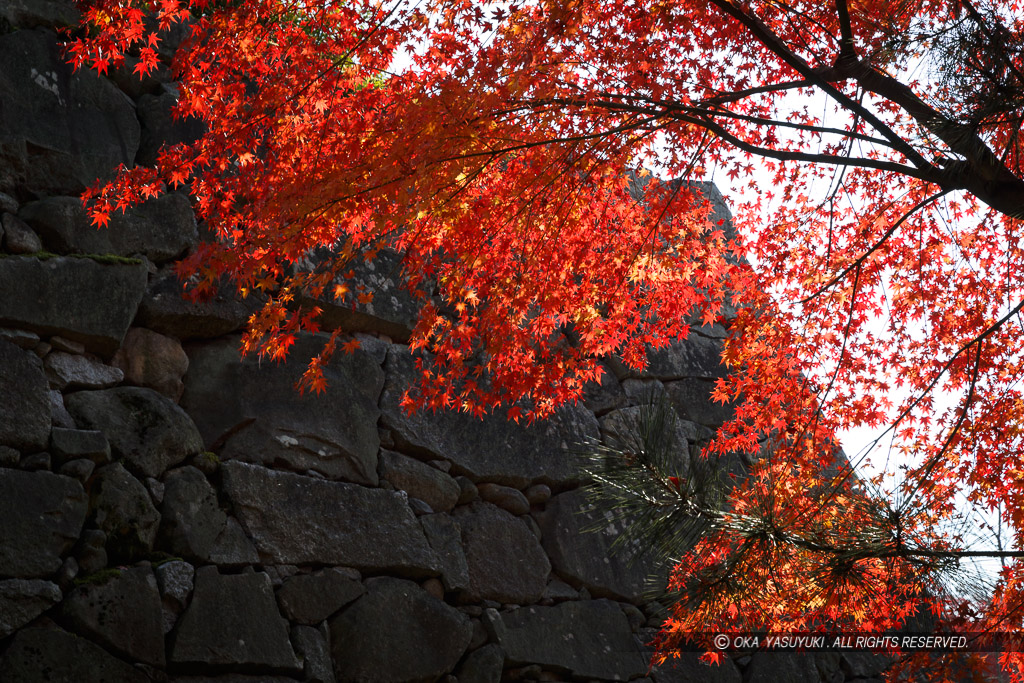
[68,0,1024,679]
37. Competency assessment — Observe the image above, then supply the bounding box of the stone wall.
[0,3,895,682]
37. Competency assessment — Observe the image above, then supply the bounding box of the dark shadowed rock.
[477,483,530,516]
[136,267,260,339]
[329,577,472,683]
[22,192,197,263]
[111,327,189,400]
[0,256,147,356]
[379,449,460,512]
[155,559,194,634]
[420,513,470,593]
[0,579,61,638]
[650,653,742,683]
[2,213,42,253]
[90,462,160,561]
[136,89,205,167]
[453,502,550,604]
[44,351,123,390]
[745,652,836,683]
[222,461,439,573]
[457,643,505,683]
[65,386,203,478]
[182,334,382,484]
[0,339,50,451]
[664,378,735,428]
[292,624,336,683]
[381,347,598,488]
[276,568,366,625]
[535,488,663,604]
[641,333,727,380]
[0,29,139,198]
[171,567,300,673]
[0,0,80,29]
[0,469,86,577]
[49,427,110,464]
[62,565,164,667]
[0,627,150,683]
[160,466,257,565]
[484,600,647,680]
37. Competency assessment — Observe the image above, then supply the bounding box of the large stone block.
[0,469,87,578]
[62,565,164,667]
[0,256,147,356]
[171,567,300,673]
[90,462,161,561]
[381,347,598,488]
[453,502,550,604]
[329,577,472,683]
[182,334,383,484]
[0,339,50,451]
[21,192,197,263]
[0,627,150,683]
[0,29,139,198]
[484,600,647,680]
[0,579,61,638]
[136,267,259,340]
[65,386,204,478]
[222,461,439,574]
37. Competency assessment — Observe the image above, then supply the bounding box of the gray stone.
[0,469,86,577]
[524,484,552,506]
[0,29,139,197]
[745,652,829,683]
[420,513,470,593]
[58,458,94,482]
[477,483,530,516]
[0,627,150,683]
[409,497,434,515]
[535,488,663,604]
[48,389,76,428]
[292,624,336,683]
[156,559,194,634]
[0,339,50,451]
[160,465,228,561]
[76,529,107,575]
[379,449,461,512]
[0,579,61,638]
[639,332,727,381]
[542,579,578,601]
[0,192,16,214]
[206,517,259,566]
[44,351,124,389]
[840,651,893,679]
[0,445,19,466]
[582,363,627,415]
[453,502,550,604]
[136,267,260,339]
[22,192,197,263]
[664,379,735,429]
[484,600,647,680]
[276,568,366,624]
[382,347,598,488]
[457,643,505,683]
[182,334,382,484]
[50,335,85,354]
[136,90,205,167]
[0,0,80,30]
[62,565,165,667]
[111,327,189,400]
[171,567,301,673]
[90,462,161,561]
[297,247,421,342]
[65,386,203,478]
[0,327,39,348]
[0,256,147,356]
[223,461,439,573]
[2,213,42,253]
[329,577,472,683]
[650,653,742,683]
[50,427,110,464]
[19,451,50,471]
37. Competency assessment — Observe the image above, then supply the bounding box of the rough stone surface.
[171,567,301,673]
[536,488,664,603]
[48,389,76,428]
[136,89,205,167]
[65,386,203,478]
[382,347,598,488]
[276,568,366,625]
[0,29,139,197]
[0,256,147,356]
[477,483,530,516]
[420,513,470,593]
[0,469,86,577]
[137,267,260,339]
[223,461,439,573]
[2,213,42,253]
[329,577,472,683]
[0,579,61,638]
[90,462,161,561]
[75,529,107,575]
[182,334,383,484]
[453,502,551,604]
[664,378,736,428]
[62,565,165,666]
[22,192,197,263]
[650,653,743,683]
[0,339,51,451]
[457,643,505,683]
[49,427,110,464]
[745,653,833,683]
[111,327,190,400]
[484,600,647,680]
[58,458,94,482]
[161,466,236,562]
[0,627,150,683]
[44,351,124,390]
[379,449,460,513]
[0,0,80,30]
[156,559,194,633]
[291,624,336,683]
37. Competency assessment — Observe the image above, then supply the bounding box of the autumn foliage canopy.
[69,0,1024,678]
